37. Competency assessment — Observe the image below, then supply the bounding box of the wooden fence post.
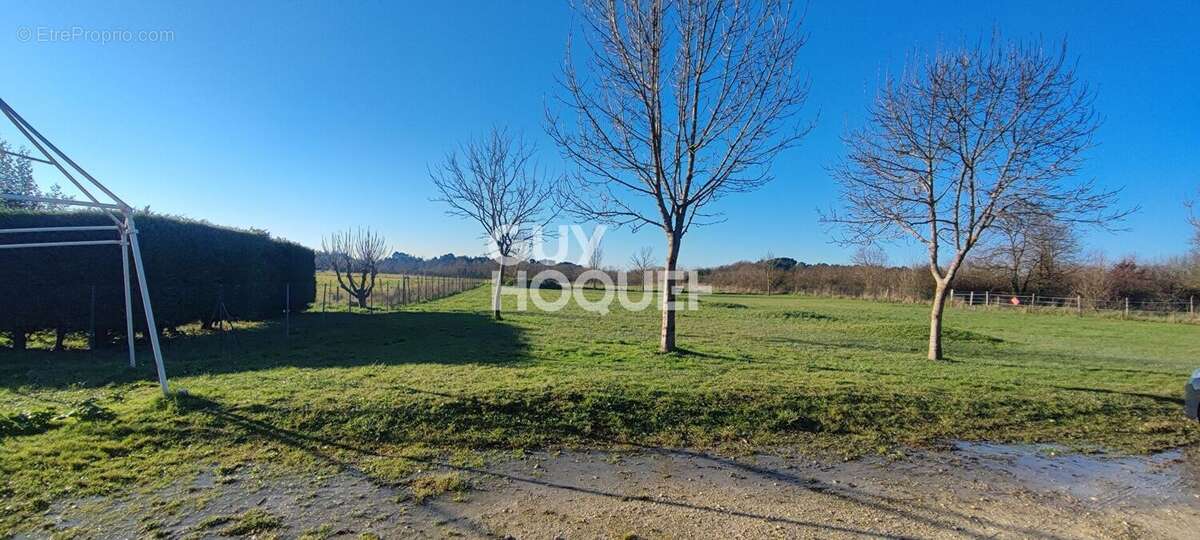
[1124,297,1130,318]
[1077,295,1082,316]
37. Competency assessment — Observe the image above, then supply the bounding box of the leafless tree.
[548,0,810,352]
[587,239,605,270]
[761,251,778,295]
[1187,190,1200,252]
[629,246,656,290]
[430,127,559,320]
[851,244,888,296]
[824,36,1130,360]
[322,228,388,308]
[983,215,1079,295]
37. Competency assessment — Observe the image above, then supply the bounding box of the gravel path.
[21,443,1200,539]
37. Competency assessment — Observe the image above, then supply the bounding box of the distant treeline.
[1,210,314,349]
[316,250,593,281]
[698,255,1200,303]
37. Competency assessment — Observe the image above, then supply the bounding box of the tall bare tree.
[431,127,559,320]
[548,0,810,352]
[322,228,388,308]
[825,36,1129,360]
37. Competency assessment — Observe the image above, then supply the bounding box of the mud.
[16,443,1200,539]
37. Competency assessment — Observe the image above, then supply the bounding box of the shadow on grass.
[1053,385,1185,406]
[0,310,530,390]
[166,392,1067,540]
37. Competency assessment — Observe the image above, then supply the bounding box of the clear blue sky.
[1,1,1196,268]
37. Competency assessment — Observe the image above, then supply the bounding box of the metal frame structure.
[0,98,169,395]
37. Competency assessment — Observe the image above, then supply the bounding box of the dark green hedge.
[0,211,315,337]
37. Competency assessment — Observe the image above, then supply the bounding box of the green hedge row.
[0,211,315,339]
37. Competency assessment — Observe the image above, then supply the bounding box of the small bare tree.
[430,127,558,320]
[984,215,1079,295]
[1188,191,1200,252]
[322,228,388,308]
[587,239,605,270]
[825,36,1129,360]
[761,251,778,295]
[629,246,656,290]
[549,0,810,352]
[852,244,888,296]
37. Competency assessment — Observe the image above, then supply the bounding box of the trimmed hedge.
[0,210,315,339]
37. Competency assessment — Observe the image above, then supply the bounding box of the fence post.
[403,276,409,305]
[1124,297,1130,318]
[89,285,96,351]
[285,283,290,338]
[322,282,328,313]
[968,291,974,307]
[1191,296,1195,318]
[1077,295,1082,316]
[984,290,989,307]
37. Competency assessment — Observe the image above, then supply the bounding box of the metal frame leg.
[121,229,136,367]
[127,218,169,395]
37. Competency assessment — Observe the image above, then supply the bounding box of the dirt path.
[21,443,1200,539]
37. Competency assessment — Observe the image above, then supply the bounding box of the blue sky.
[1,1,1196,268]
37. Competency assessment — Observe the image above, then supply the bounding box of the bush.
[0,210,315,340]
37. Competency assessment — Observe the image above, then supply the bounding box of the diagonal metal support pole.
[127,217,169,395]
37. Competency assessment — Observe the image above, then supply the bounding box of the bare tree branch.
[548,0,810,352]
[430,127,560,319]
[822,35,1132,360]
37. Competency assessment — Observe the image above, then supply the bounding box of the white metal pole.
[121,230,136,368]
[127,219,169,395]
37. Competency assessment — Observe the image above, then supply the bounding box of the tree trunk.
[11,329,27,350]
[492,258,505,320]
[928,281,949,360]
[660,233,681,353]
[54,327,67,352]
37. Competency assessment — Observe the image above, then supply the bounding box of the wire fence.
[316,273,486,312]
[949,289,1198,319]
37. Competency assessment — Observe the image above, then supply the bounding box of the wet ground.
[17,443,1200,539]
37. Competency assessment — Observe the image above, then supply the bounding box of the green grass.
[2,287,1198,532]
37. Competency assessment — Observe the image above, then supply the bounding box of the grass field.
[2,286,1198,531]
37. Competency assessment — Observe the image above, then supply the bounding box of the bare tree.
[322,228,388,308]
[761,251,778,295]
[1188,190,1200,252]
[824,36,1129,360]
[984,215,1079,295]
[587,239,605,270]
[548,0,810,352]
[851,244,888,296]
[430,127,559,320]
[629,246,656,290]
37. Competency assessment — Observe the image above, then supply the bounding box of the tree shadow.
[168,394,907,538]
[0,310,530,391]
[1052,385,1185,406]
[164,393,1070,539]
